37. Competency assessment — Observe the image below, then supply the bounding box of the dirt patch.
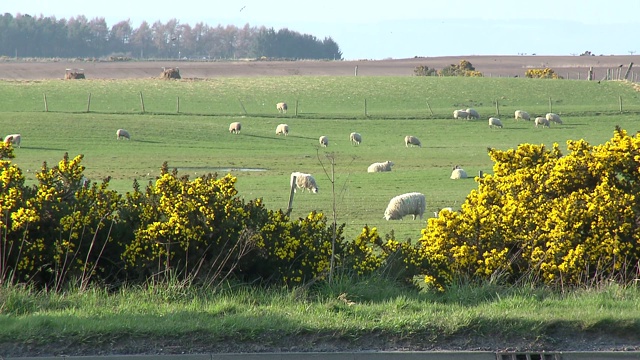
[0,55,638,80]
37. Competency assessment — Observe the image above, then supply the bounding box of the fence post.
[139,91,145,113]
[548,96,552,113]
[86,93,91,113]
[295,100,299,116]
[619,96,623,113]
[43,93,48,112]
[495,99,500,116]
[624,62,634,80]
[238,99,247,115]
[426,101,434,116]
[286,175,296,217]
[364,98,368,117]
[354,66,358,76]
[176,96,180,113]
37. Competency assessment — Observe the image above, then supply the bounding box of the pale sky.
[4,0,640,59]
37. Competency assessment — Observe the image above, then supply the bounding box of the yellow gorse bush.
[525,68,562,79]
[418,127,640,288]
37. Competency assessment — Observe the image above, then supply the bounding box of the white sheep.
[453,109,469,119]
[466,108,480,119]
[489,117,503,128]
[450,165,468,179]
[546,113,563,125]
[229,122,242,134]
[367,161,394,173]
[276,102,288,113]
[276,123,289,136]
[405,135,421,148]
[514,110,530,121]
[349,132,362,145]
[3,134,21,148]
[116,129,130,140]
[535,117,550,128]
[319,135,328,147]
[383,192,426,221]
[290,172,318,193]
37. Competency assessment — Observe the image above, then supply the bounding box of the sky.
[4,0,640,60]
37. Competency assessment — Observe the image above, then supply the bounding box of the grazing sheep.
[405,135,422,148]
[276,102,288,113]
[383,192,426,220]
[349,132,362,145]
[367,161,394,173]
[453,109,469,119]
[489,117,503,128]
[229,122,242,134]
[546,112,563,125]
[535,117,550,128]
[116,129,130,140]
[276,123,289,136]
[3,134,21,148]
[514,110,530,121]
[466,108,480,119]
[319,135,328,147]
[290,172,318,193]
[450,165,468,179]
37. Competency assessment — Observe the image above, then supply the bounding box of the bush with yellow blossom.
[419,127,640,289]
[7,152,122,289]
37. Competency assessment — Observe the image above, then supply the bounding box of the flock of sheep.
[452,108,563,130]
[272,102,474,222]
[1,102,563,225]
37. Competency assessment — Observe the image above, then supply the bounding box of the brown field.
[1,55,639,80]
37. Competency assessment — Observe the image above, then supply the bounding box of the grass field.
[1,77,640,241]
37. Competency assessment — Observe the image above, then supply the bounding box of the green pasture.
[1,76,640,241]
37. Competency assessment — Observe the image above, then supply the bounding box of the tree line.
[0,13,343,60]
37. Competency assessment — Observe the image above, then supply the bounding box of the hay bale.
[64,69,85,79]
[161,67,181,79]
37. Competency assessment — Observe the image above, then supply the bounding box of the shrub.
[413,65,436,76]
[417,127,640,289]
[7,152,122,290]
[438,60,483,77]
[525,68,563,79]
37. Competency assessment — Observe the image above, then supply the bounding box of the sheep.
[514,110,530,121]
[405,135,422,148]
[535,117,550,128]
[489,117,503,128]
[466,108,480,119]
[276,102,288,113]
[453,109,469,119]
[450,165,468,179]
[116,129,130,140]
[383,192,426,220]
[290,172,318,193]
[319,135,328,147]
[546,112,563,125]
[367,161,394,173]
[3,134,21,148]
[349,132,362,145]
[276,123,289,136]
[229,122,242,134]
